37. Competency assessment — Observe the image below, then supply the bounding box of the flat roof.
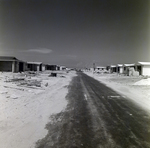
[117,64,123,67]
[0,56,18,61]
[124,64,135,67]
[110,65,117,67]
[96,66,106,68]
[138,62,150,65]
[46,64,58,66]
[27,62,42,65]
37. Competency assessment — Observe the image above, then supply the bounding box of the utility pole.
[93,62,95,72]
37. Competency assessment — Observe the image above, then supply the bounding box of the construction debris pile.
[0,70,69,97]
[3,72,42,88]
[19,79,42,87]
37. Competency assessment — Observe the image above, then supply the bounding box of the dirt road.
[36,72,150,148]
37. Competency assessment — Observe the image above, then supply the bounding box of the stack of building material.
[128,67,139,76]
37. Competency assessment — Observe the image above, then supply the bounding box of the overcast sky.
[0,0,150,68]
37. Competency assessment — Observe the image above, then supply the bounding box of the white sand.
[0,71,76,148]
[133,78,150,85]
[1,70,149,148]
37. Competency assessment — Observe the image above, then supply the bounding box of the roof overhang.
[0,59,17,62]
[117,64,123,67]
[96,66,106,68]
[124,64,135,67]
[138,62,150,65]
[27,62,42,65]
[110,65,117,68]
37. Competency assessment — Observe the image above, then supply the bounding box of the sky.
[0,0,150,68]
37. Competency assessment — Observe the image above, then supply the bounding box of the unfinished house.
[123,64,136,76]
[0,56,26,72]
[46,65,59,70]
[41,63,47,71]
[110,65,117,73]
[124,63,135,70]
[27,62,42,71]
[106,66,111,73]
[56,65,60,70]
[117,64,124,74]
[138,62,150,76]
[60,66,67,71]
[95,66,106,73]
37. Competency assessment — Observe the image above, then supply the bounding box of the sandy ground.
[84,71,150,114]
[1,70,150,147]
[0,70,76,148]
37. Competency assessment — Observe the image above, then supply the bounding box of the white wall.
[37,65,40,71]
[12,61,19,72]
[119,67,123,73]
[142,65,150,76]
[42,66,45,71]
[60,66,66,70]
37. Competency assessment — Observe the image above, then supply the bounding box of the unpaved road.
[36,72,150,148]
